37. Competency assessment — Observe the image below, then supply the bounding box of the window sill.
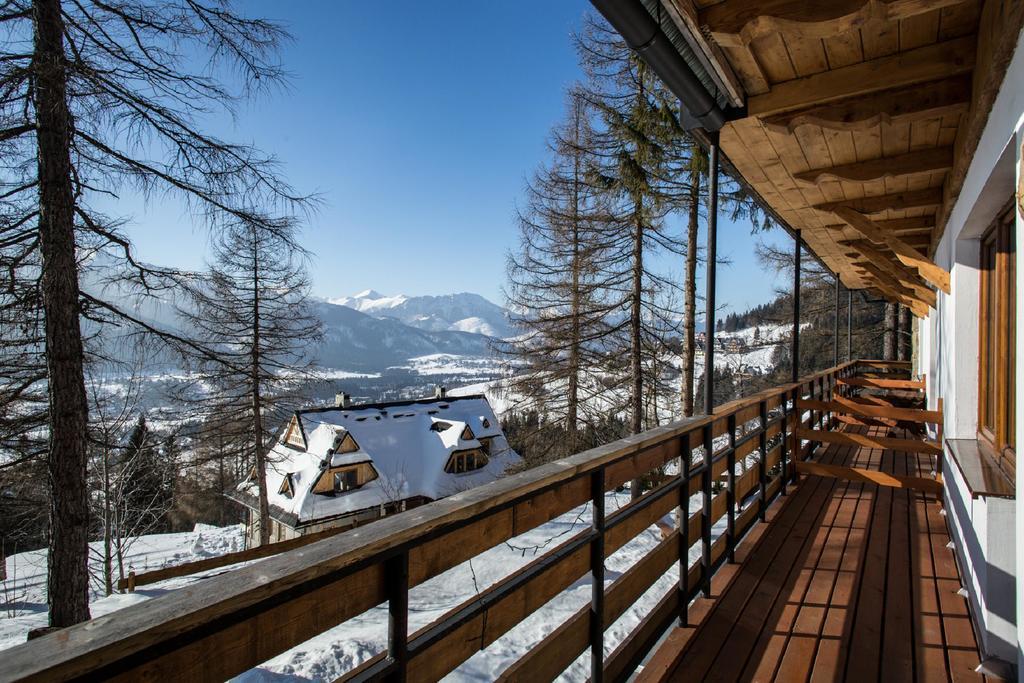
[945,439,1016,499]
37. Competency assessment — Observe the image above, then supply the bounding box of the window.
[444,448,489,474]
[312,461,379,495]
[334,469,359,492]
[978,203,1015,479]
[334,432,360,454]
[278,474,294,499]
[479,437,493,456]
[284,415,305,449]
[460,425,475,441]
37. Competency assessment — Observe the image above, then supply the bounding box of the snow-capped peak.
[353,289,384,300]
[326,290,514,339]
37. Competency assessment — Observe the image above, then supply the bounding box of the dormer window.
[284,415,305,449]
[278,474,295,499]
[479,437,493,456]
[335,431,360,453]
[444,448,488,474]
[312,461,378,495]
[460,425,475,441]
[481,417,491,429]
[430,421,453,432]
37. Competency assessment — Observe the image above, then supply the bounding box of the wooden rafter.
[841,240,935,297]
[760,76,970,134]
[747,36,975,118]
[824,215,935,237]
[832,206,950,293]
[794,146,953,185]
[814,188,942,215]
[700,0,972,48]
[853,261,936,309]
[663,0,747,106]
[860,276,929,317]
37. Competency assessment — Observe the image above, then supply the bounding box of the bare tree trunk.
[898,305,911,361]
[566,102,582,453]
[102,448,112,597]
[33,0,91,627]
[251,233,270,546]
[630,205,643,501]
[681,171,700,417]
[883,302,898,361]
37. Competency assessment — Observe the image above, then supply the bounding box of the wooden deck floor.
[640,424,992,683]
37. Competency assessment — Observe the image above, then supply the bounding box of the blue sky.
[110,1,788,316]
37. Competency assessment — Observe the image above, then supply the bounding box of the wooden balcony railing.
[0,360,914,683]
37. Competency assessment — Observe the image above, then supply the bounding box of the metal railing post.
[590,469,606,683]
[678,437,691,626]
[726,413,737,564]
[758,400,768,522]
[780,390,789,496]
[701,423,713,598]
[386,551,410,682]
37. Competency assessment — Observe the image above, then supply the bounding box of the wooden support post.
[701,424,713,598]
[757,400,768,522]
[386,551,410,682]
[704,132,720,416]
[590,469,606,683]
[726,414,737,564]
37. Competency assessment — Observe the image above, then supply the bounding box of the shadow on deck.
[640,423,992,682]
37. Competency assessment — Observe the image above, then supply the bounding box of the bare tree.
[0,0,311,624]
[178,220,322,545]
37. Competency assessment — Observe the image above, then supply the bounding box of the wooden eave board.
[689,0,989,305]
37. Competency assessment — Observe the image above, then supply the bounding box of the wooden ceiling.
[667,0,1024,315]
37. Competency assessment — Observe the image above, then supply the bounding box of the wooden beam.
[795,427,938,454]
[794,461,943,494]
[797,397,942,425]
[832,205,950,293]
[747,37,975,118]
[815,188,942,215]
[853,262,936,309]
[836,377,925,391]
[761,76,970,134]
[794,146,953,185]
[862,278,930,317]
[841,239,935,293]
[663,0,747,105]
[701,0,972,47]
[825,215,935,237]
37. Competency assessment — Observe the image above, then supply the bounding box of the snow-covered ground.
[0,490,733,681]
[0,524,244,651]
[392,353,510,378]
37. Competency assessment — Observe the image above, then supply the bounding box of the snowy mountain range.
[328,290,514,339]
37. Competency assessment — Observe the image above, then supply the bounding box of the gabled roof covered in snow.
[235,395,518,527]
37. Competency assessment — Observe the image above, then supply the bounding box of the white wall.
[919,27,1024,672]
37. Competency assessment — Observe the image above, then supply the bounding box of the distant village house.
[231,391,519,546]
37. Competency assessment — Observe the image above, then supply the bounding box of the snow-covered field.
[0,524,244,651]
[392,353,509,378]
[1,491,730,681]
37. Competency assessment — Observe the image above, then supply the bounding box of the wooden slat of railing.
[0,361,863,683]
[795,427,941,455]
[794,462,943,494]
[796,397,942,425]
[837,376,925,390]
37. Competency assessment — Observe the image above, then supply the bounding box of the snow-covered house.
[231,394,519,546]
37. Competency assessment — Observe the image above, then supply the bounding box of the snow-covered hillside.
[1,492,732,681]
[330,290,514,339]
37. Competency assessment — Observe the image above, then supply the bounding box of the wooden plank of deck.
[642,424,987,683]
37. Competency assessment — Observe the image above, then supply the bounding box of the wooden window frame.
[977,202,1016,480]
[312,462,379,495]
[444,448,489,475]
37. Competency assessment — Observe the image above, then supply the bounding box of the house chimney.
[434,385,447,399]
[335,392,351,408]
